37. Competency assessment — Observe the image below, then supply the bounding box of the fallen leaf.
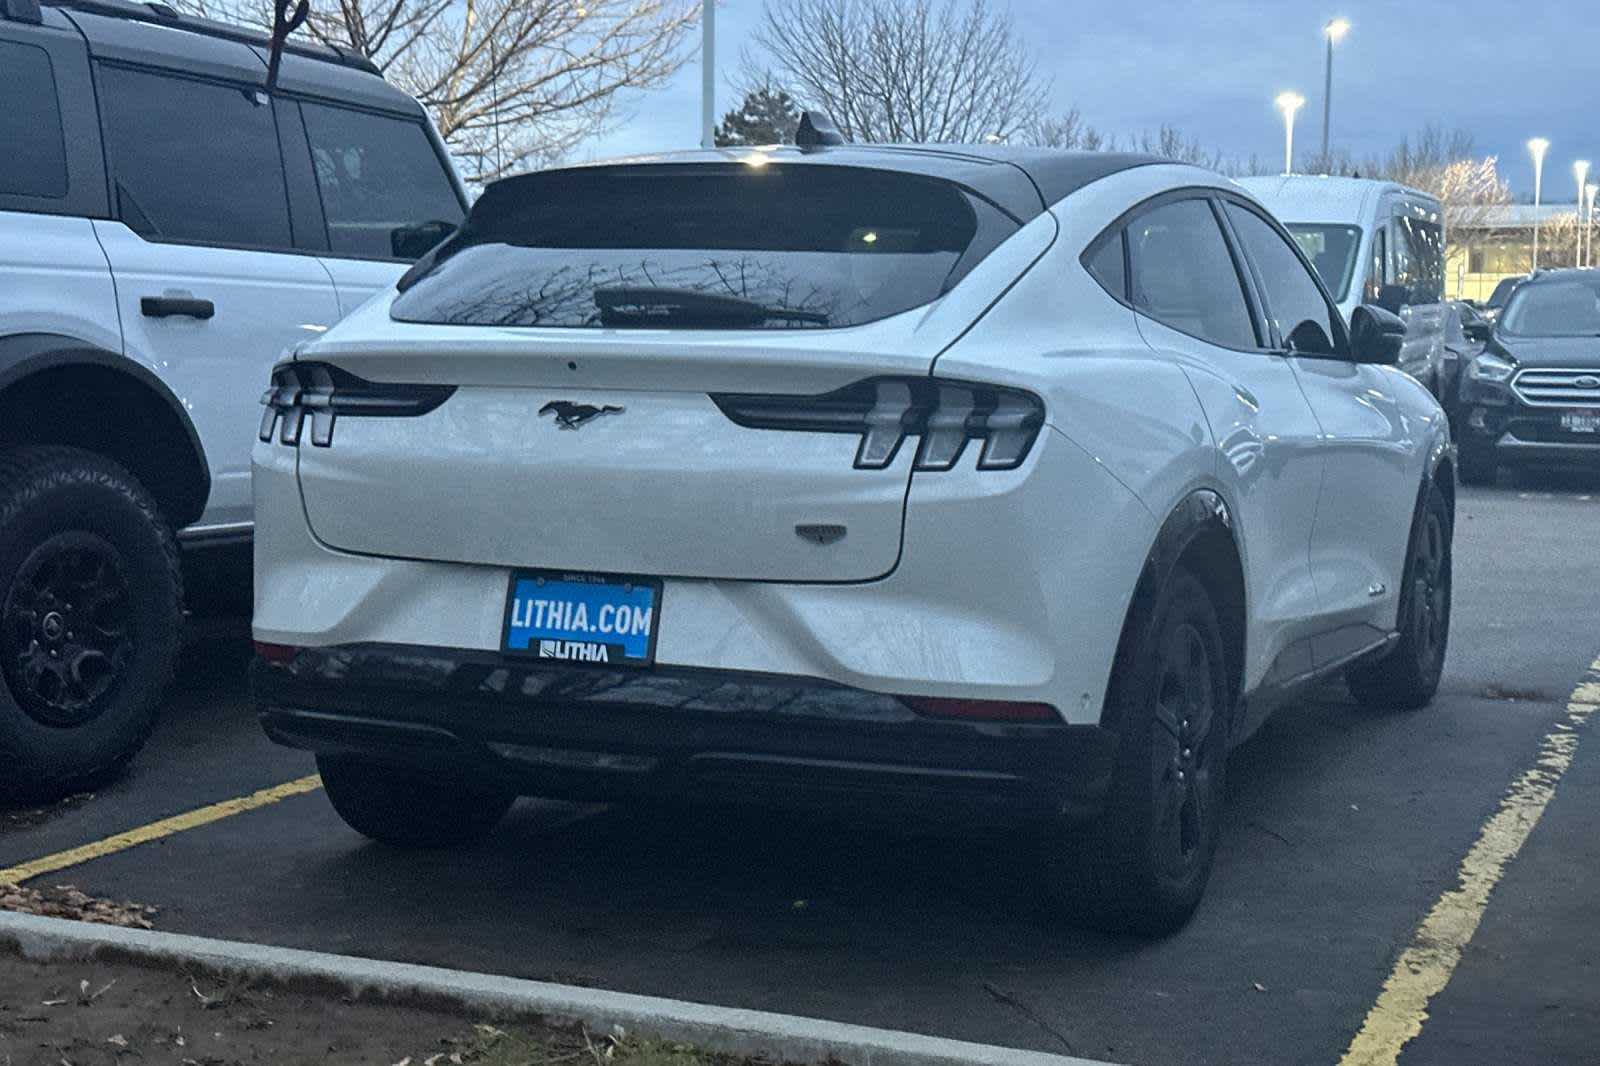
[391,1058,412,1066]
[107,1035,129,1048]
[40,999,67,1007]
[1252,981,1268,993]
[423,1055,444,1066]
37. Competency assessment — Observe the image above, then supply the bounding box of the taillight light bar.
[259,362,454,447]
[710,376,1045,472]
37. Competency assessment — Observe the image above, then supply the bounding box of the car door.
[1120,194,1325,688]
[1221,198,1419,663]
[90,61,340,532]
[290,97,467,316]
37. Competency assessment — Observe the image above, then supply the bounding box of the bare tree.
[176,0,699,182]
[742,0,1048,144]
[1029,108,1107,151]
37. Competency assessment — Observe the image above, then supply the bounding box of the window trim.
[1215,192,1353,360]
[1084,186,1274,355]
[93,59,307,257]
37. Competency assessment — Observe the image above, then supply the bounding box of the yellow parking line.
[1339,658,1600,1066]
[0,774,322,886]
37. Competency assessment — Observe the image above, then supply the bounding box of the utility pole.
[700,0,715,148]
[1321,19,1349,166]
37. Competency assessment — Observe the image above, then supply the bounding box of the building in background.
[1448,204,1591,301]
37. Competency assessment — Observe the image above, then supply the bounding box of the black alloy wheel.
[3,531,134,728]
[1347,481,1452,711]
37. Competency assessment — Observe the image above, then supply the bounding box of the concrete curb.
[0,911,1118,1066]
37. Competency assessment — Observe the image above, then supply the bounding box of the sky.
[582,0,1588,203]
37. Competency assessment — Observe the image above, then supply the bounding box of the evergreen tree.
[714,87,803,147]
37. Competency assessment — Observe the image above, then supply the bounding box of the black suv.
[1458,270,1600,484]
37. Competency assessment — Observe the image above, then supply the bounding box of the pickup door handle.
[141,296,215,320]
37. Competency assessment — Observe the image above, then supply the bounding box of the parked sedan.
[1458,269,1600,484]
[251,123,1454,935]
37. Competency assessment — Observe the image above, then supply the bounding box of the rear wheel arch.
[0,334,210,528]
[1104,489,1247,736]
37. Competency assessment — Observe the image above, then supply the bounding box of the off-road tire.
[1052,566,1231,936]
[318,755,516,849]
[0,446,182,804]
[1347,482,1452,711]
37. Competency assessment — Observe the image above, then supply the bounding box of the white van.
[1236,176,1448,397]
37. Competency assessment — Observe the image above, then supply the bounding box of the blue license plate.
[502,571,660,666]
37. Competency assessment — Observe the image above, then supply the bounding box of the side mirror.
[1375,284,1410,314]
[1462,320,1492,343]
[390,219,458,261]
[1350,304,1406,365]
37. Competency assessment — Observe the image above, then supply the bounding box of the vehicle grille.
[1511,368,1600,408]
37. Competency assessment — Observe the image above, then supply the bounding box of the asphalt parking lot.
[3,475,1599,1066]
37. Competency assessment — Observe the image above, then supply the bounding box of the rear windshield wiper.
[593,287,830,327]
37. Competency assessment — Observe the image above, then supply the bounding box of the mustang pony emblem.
[539,401,625,429]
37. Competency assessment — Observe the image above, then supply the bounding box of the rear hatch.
[287,159,1043,583]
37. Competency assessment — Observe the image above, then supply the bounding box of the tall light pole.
[1587,183,1599,270]
[1528,138,1550,272]
[700,0,715,148]
[1277,92,1306,175]
[1576,160,1592,267]
[1321,18,1350,166]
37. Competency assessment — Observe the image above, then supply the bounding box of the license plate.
[1561,411,1600,434]
[502,571,660,666]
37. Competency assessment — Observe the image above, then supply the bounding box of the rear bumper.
[254,646,1118,822]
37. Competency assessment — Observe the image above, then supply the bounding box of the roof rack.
[9,0,382,77]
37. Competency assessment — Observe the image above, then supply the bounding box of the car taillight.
[711,377,1045,471]
[259,362,454,447]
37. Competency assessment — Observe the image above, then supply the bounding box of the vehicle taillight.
[259,362,454,447]
[710,377,1045,471]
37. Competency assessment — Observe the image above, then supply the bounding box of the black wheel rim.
[1409,509,1450,675]
[1150,623,1220,879]
[2,532,133,728]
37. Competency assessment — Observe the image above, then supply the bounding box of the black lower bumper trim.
[254,645,1117,822]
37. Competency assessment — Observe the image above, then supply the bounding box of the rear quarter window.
[0,40,69,199]
[390,164,1019,329]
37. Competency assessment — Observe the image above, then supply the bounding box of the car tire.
[1346,482,1452,711]
[1052,566,1231,936]
[1458,440,1496,486]
[317,755,516,849]
[0,446,183,805]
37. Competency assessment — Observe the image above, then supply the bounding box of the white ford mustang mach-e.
[252,125,1454,933]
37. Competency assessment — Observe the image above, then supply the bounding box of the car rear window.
[389,164,1019,330]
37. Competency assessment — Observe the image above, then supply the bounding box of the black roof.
[29,0,424,116]
[529,145,1169,222]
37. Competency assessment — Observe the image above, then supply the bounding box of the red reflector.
[253,641,301,666]
[901,696,1059,723]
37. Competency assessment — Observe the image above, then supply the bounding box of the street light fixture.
[1528,138,1550,272]
[1277,92,1306,176]
[1576,160,1593,267]
[1321,17,1350,166]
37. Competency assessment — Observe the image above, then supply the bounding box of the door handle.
[141,296,215,320]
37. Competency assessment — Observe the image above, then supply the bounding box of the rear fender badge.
[796,524,847,546]
[539,401,624,429]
